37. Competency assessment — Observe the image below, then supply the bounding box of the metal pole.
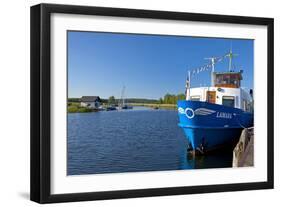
[211,58,215,86]
[188,70,191,100]
[228,54,232,72]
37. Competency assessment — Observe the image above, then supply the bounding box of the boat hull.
[177,100,253,151]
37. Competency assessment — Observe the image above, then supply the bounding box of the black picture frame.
[30,3,274,204]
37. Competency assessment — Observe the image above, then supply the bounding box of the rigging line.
[189,51,235,76]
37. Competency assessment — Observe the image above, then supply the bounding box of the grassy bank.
[67,102,96,113]
[130,103,177,109]
[67,102,177,113]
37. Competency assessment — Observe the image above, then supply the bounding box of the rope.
[188,53,229,78]
[233,113,248,129]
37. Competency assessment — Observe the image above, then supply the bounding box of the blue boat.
[177,49,254,153]
[105,106,117,111]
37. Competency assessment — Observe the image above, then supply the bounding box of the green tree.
[164,93,171,104]
[177,93,185,101]
[108,96,116,105]
[160,93,186,104]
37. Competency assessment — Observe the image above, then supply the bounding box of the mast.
[119,86,126,107]
[226,43,238,72]
[185,71,191,100]
[205,57,216,86]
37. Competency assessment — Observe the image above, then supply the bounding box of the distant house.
[80,96,101,109]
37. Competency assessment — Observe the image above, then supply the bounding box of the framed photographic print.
[30,3,274,203]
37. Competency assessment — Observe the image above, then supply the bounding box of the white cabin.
[186,71,253,112]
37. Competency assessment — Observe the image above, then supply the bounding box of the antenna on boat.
[186,70,191,100]
[225,42,238,72]
[204,57,217,86]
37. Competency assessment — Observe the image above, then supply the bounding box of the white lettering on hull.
[216,112,232,119]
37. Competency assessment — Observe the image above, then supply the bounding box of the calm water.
[67,107,233,175]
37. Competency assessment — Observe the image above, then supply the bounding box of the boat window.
[222,96,235,107]
[215,73,241,88]
[190,96,200,101]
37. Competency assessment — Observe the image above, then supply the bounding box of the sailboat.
[177,48,253,154]
[118,86,133,110]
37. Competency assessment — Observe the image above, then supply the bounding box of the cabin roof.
[81,96,101,102]
[215,71,241,74]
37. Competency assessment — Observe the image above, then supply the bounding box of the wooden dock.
[232,127,254,167]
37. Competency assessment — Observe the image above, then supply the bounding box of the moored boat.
[177,49,254,154]
[120,105,133,109]
[105,105,117,111]
[118,86,133,110]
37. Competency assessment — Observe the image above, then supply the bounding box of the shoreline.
[67,102,177,113]
[130,103,176,109]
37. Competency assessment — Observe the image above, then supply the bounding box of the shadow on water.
[184,149,234,169]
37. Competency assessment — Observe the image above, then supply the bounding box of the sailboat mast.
[120,86,125,107]
[123,87,125,106]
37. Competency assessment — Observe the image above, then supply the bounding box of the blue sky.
[68,31,253,99]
